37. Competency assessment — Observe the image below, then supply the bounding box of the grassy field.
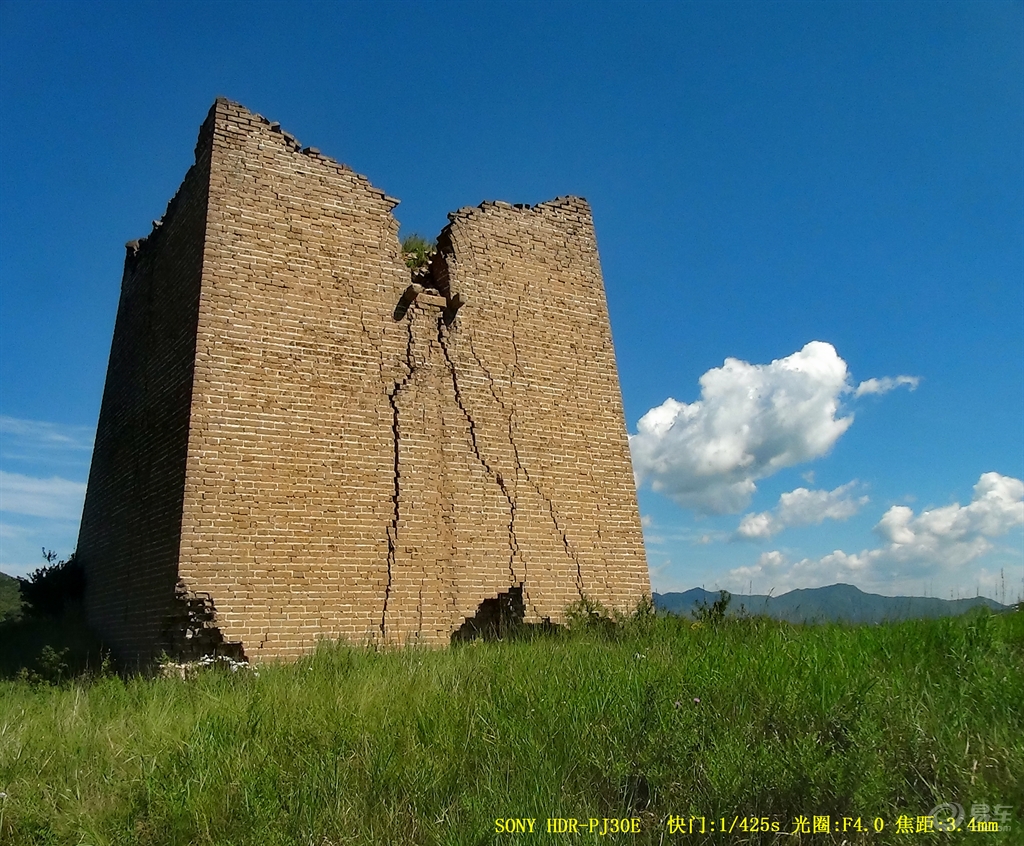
[0,606,1021,845]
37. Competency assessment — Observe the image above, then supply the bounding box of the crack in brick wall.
[382,315,416,638]
[77,98,650,662]
[436,316,520,590]
[464,333,586,605]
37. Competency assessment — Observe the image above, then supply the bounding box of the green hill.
[0,570,23,622]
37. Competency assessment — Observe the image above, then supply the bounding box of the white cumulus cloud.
[630,341,856,513]
[0,471,87,520]
[630,342,921,514]
[735,481,869,540]
[728,472,1024,593]
[873,472,1023,552]
[854,376,920,397]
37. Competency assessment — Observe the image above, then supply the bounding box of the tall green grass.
[1,608,1021,845]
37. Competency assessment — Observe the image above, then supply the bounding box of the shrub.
[1,549,107,682]
[692,589,732,626]
[18,549,84,617]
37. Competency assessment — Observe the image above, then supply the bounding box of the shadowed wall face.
[77,99,649,663]
[76,111,215,662]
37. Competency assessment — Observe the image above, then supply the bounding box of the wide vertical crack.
[437,317,519,587]
[382,315,416,638]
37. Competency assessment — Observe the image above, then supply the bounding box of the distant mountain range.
[653,583,1014,624]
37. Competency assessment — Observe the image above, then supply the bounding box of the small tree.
[19,549,84,617]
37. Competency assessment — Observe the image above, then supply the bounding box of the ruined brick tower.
[77,98,649,662]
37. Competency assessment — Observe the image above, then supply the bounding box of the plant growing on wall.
[401,234,435,269]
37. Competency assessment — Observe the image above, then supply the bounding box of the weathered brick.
[77,98,649,663]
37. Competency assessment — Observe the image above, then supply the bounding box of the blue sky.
[1,0,1021,601]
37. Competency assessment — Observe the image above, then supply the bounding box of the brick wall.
[176,99,408,657]
[79,98,649,662]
